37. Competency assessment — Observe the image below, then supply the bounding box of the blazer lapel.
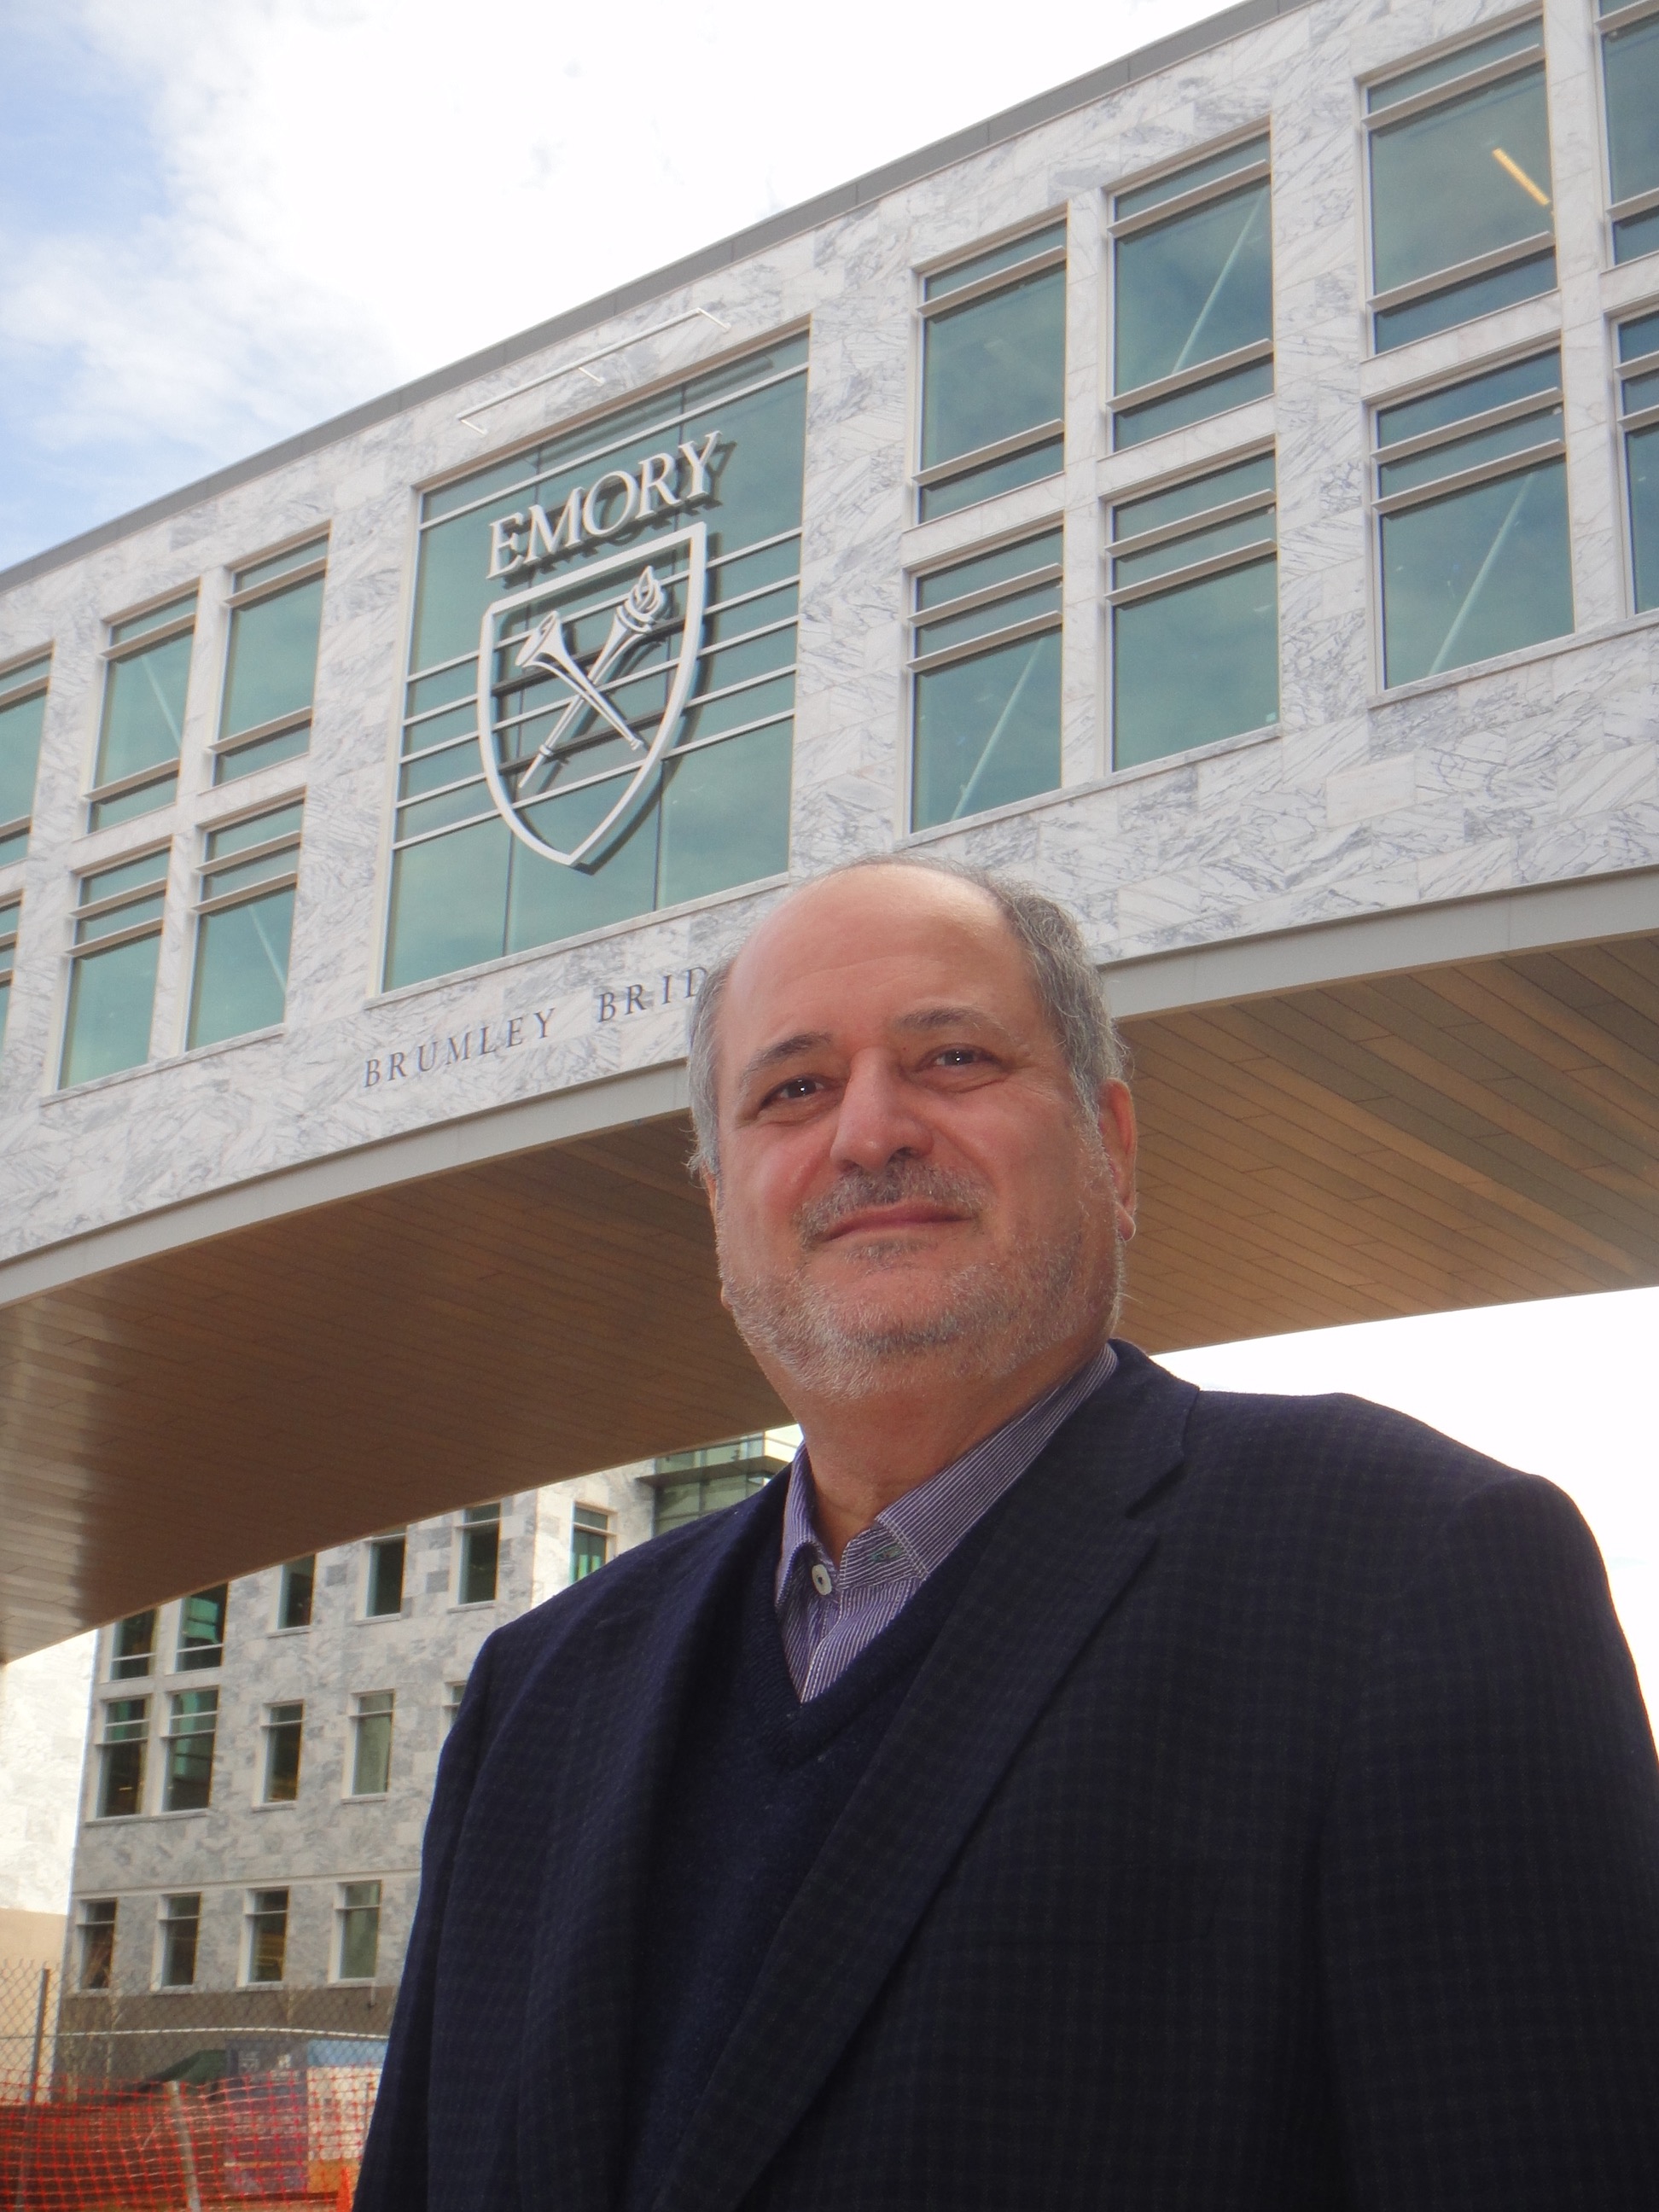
[652,1346,1198,2212]
[513,1488,779,2212]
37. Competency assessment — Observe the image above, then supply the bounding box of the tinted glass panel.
[1615,204,1659,265]
[189,887,294,1048]
[215,721,311,783]
[1605,16,1659,214]
[97,633,193,785]
[236,538,326,591]
[917,437,1064,520]
[1373,251,1556,352]
[923,222,1065,298]
[1114,559,1278,768]
[1368,20,1541,112]
[921,266,1065,469]
[1378,407,1561,498]
[89,774,178,830]
[61,934,160,1086]
[278,1558,315,1630]
[1370,70,1551,294]
[912,629,1060,829]
[1114,358,1273,449]
[1115,137,1267,219]
[1115,181,1271,394]
[1628,422,1659,611]
[1377,352,1560,445]
[0,689,45,831]
[221,576,323,739]
[111,597,195,646]
[1380,459,1571,684]
[917,530,1062,609]
[657,720,790,905]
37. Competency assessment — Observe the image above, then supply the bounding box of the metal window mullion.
[1109,492,1276,559]
[1108,540,1277,608]
[700,613,798,661]
[86,760,181,806]
[1374,436,1563,515]
[71,917,165,958]
[195,870,300,920]
[1599,0,1659,35]
[0,678,49,713]
[1111,338,1274,415]
[1618,341,1659,381]
[75,870,170,923]
[909,608,1062,676]
[1369,233,1554,315]
[398,765,490,812]
[212,707,312,754]
[1373,388,1561,468]
[102,617,196,663]
[1109,159,1272,239]
[918,246,1067,318]
[915,419,1064,490]
[201,822,304,871]
[224,559,328,612]
[1621,396,1659,434]
[1364,44,1544,131]
[1610,182,1659,224]
[0,810,29,842]
[910,561,1063,631]
[426,361,807,527]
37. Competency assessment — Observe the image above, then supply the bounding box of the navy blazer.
[357,1344,1659,2210]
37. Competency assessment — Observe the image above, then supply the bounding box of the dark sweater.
[620,1489,1001,2210]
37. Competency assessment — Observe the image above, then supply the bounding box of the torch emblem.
[476,521,708,869]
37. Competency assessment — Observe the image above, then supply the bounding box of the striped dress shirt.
[774,1341,1119,1700]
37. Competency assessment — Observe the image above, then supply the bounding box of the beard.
[716,1155,1124,1401]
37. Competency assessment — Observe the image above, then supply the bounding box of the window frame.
[364,1533,406,1620]
[261,1700,305,1804]
[186,792,305,1048]
[914,218,1068,519]
[59,841,172,1090]
[0,894,18,1051]
[76,1899,118,1992]
[456,1501,502,1607]
[1361,19,1554,353]
[109,1610,157,1680]
[333,1879,382,1984]
[1106,131,1273,449]
[570,1505,615,1580]
[242,1887,289,1986]
[155,1893,202,1989]
[175,1584,228,1672]
[1615,307,1659,609]
[349,1689,396,1797]
[95,1697,149,1819]
[87,592,199,830]
[0,647,52,863]
[1599,0,1659,265]
[160,1688,219,1813]
[212,533,329,783]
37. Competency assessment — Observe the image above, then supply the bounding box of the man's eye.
[934,1047,985,1068]
[764,1075,822,1106]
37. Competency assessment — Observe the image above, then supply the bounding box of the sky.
[1,0,1656,1712]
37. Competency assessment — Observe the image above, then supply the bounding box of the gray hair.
[687,853,1127,1183]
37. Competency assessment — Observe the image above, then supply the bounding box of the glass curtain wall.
[0,651,50,864]
[1375,351,1571,685]
[389,336,807,991]
[908,529,1062,828]
[917,224,1066,517]
[60,846,170,1088]
[1618,311,1659,608]
[1110,452,1278,769]
[1367,22,1555,352]
[1602,0,1659,264]
[90,597,196,830]
[188,798,303,1047]
[216,538,328,782]
[0,895,18,1055]
[1111,137,1272,448]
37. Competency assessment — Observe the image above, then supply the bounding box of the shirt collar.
[775,1340,1119,1605]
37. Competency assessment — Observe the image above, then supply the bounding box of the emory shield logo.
[477,520,708,869]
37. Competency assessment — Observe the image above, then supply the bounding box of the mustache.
[794,1161,987,1248]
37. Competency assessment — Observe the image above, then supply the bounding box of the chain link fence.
[0,1959,383,2209]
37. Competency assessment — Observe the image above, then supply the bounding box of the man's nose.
[830,1052,934,1173]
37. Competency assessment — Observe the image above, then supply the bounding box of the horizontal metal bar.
[0,676,49,712]
[1109,158,1271,240]
[0,811,28,843]
[1364,44,1543,133]
[917,245,1066,319]
[74,868,172,923]
[1598,0,1659,32]
[201,827,304,876]
[1112,337,1273,414]
[457,307,733,434]
[224,557,328,611]
[910,560,1062,629]
[1372,386,1560,468]
[212,707,312,754]
[84,761,180,806]
[1611,182,1659,225]
[1109,489,1275,558]
[102,616,195,663]
[69,916,165,958]
[1369,233,1553,314]
[1373,434,1563,515]
[1109,541,1276,606]
[910,607,1062,675]
[1620,398,1659,434]
[915,419,1063,490]
[195,870,300,919]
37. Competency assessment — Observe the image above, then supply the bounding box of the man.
[358,856,1659,2211]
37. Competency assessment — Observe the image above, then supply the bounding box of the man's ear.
[700,1167,733,1309]
[1097,1078,1138,1243]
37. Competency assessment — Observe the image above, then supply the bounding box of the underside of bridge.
[3,918,1658,1661]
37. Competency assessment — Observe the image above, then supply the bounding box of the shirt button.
[810,1563,834,1597]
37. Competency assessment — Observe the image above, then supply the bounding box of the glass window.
[157,1895,201,1988]
[1618,310,1659,609]
[188,798,302,1048]
[442,1681,466,1735]
[263,1702,304,1803]
[390,338,806,991]
[60,845,169,1088]
[177,1585,227,1670]
[919,222,1066,518]
[111,1610,156,1679]
[277,1557,315,1630]
[335,1881,381,1982]
[365,1534,405,1618]
[96,1699,148,1818]
[245,1889,288,1984]
[1112,137,1272,448]
[162,1689,218,1811]
[1367,24,1554,352]
[78,1900,118,1991]
[1374,350,1569,685]
[909,528,1062,830]
[1109,451,1278,770]
[570,1505,614,1580]
[457,1504,500,1605]
[90,595,196,828]
[0,894,19,1057]
[216,538,327,782]
[649,1431,795,1534]
[351,1691,394,1796]
[1603,0,1659,265]
[0,651,50,865]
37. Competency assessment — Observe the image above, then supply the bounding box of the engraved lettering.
[387,1051,408,1080]
[624,983,649,1015]
[416,1041,439,1073]
[597,990,618,1022]
[445,1033,470,1065]
[363,1057,381,1088]
[533,1009,553,1039]
[506,1016,525,1048]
